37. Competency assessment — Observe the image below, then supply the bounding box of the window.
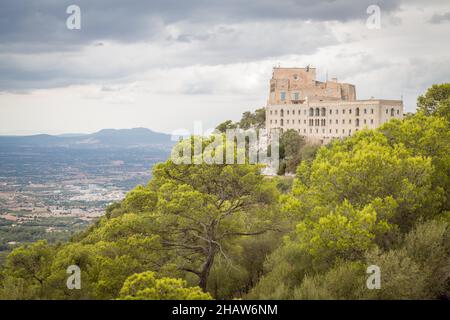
[304,129,306,133]
[309,108,314,116]
[356,118,360,127]
[370,119,374,124]
[270,120,272,124]
[371,109,374,114]
[294,92,299,100]
[356,107,360,116]
[336,119,338,124]
[298,120,301,124]
[349,109,352,114]
[386,109,389,114]
[275,110,278,115]
[304,120,306,124]
[343,109,346,114]
[329,119,332,124]
[280,119,284,126]
[280,109,284,117]
[330,109,333,115]
[364,109,367,114]
[275,120,277,124]
[342,119,345,124]
[286,119,289,124]
[349,119,352,124]
[270,110,272,115]
[315,108,320,116]
[391,108,395,116]
[321,108,326,116]
[364,119,367,124]
[397,109,400,115]
[280,92,286,101]
[342,129,345,134]
[336,109,339,114]
[287,110,289,115]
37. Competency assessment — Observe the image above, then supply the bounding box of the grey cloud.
[0,0,401,49]
[429,12,450,23]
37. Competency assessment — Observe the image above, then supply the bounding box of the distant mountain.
[0,128,175,150]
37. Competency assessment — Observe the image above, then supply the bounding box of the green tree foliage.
[278,129,319,175]
[149,158,280,291]
[417,83,450,120]
[118,271,211,300]
[216,108,266,133]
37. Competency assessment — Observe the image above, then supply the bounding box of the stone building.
[265,67,403,143]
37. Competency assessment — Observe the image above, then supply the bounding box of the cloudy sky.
[0,0,449,135]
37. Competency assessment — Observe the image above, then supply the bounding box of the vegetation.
[215,108,266,132]
[0,84,448,300]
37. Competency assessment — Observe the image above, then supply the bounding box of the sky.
[0,0,449,135]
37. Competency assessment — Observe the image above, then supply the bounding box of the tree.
[215,108,266,133]
[118,271,211,300]
[149,159,280,291]
[417,83,450,120]
[287,129,443,230]
[380,114,450,211]
[1,241,54,298]
[239,108,266,129]
[215,120,237,133]
[277,129,319,175]
[296,200,391,263]
[293,261,366,300]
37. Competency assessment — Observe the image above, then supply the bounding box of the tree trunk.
[199,246,216,292]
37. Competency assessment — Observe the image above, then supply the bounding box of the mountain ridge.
[0,127,175,149]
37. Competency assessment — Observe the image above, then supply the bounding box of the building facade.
[265,67,403,143]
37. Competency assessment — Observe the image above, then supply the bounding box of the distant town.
[0,128,173,252]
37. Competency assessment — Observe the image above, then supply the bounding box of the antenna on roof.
[306,64,310,72]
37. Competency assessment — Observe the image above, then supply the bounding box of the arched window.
[321,107,326,116]
[315,108,320,116]
[356,118,360,127]
[280,109,284,117]
[309,108,314,116]
[390,108,395,116]
[356,107,360,116]
[280,119,284,126]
